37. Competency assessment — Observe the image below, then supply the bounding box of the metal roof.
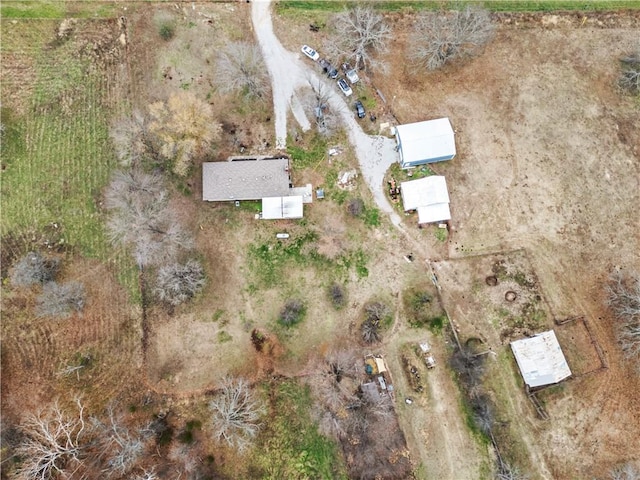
[261,196,304,220]
[202,158,291,201]
[510,330,572,389]
[395,118,456,166]
[401,176,451,224]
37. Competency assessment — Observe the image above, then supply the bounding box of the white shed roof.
[401,175,450,210]
[417,203,451,224]
[395,118,456,165]
[510,330,572,389]
[261,196,304,220]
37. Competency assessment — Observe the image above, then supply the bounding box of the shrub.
[10,251,59,287]
[347,198,365,217]
[36,281,86,318]
[329,283,346,309]
[159,23,175,41]
[279,299,306,327]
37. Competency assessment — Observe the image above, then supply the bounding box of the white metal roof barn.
[394,118,456,169]
[400,175,451,224]
[510,330,572,389]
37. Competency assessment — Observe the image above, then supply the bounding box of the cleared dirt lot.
[377,19,640,480]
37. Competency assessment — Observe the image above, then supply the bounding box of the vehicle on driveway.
[354,100,366,118]
[341,62,360,84]
[346,69,360,84]
[319,59,338,79]
[301,45,319,61]
[337,78,353,97]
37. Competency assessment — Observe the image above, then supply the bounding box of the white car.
[337,78,353,97]
[301,45,319,61]
[346,69,360,84]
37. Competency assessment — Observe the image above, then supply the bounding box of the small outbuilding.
[394,118,456,169]
[510,330,572,389]
[400,175,451,225]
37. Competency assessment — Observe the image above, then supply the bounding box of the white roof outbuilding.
[394,118,456,169]
[261,196,304,220]
[401,175,451,224]
[510,330,572,389]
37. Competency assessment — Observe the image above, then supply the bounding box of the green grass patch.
[287,133,328,170]
[1,1,65,19]
[247,232,369,288]
[251,380,346,479]
[1,1,119,18]
[435,227,448,242]
[362,205,380,228]
[0,25,138,300]
[428,314,447,334]
[276,0,640,14]
[217,330,233,343]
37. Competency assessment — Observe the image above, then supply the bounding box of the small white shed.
[395,118,456,169]
[401,175,451,224]
[261,196,304,220]
[510,330,572,389]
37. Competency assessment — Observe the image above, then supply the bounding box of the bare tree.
[607,271,640,322]
[303,76,344,137]
[607,271,640,365]
[10,251,59,287]
[104,169,193,268]
[133,470,159,480]
[216,41,269,99]
[14,398,87,480]
[148,91,221,177]
[410,6,494,71]
[609,462,640,480]
[328,5,391,71]
[496,462,530,480]
[36,281,86,319]
[92,405,146,476]
[209,377,265,452]
[619,50,640,95]
[154,259,205,306]
[110,110,148,168]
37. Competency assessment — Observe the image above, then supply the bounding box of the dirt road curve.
[251,0,403,227]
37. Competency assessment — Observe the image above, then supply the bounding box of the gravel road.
[251,0,402,227]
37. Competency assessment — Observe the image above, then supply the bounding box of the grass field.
[1,1,119,19]
[1,19,138,297]
[250,380,347,479]
[276,0,640,14]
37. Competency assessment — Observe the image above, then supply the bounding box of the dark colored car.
[354,100,365,118]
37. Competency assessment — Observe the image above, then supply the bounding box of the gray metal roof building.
[202,157,292,201]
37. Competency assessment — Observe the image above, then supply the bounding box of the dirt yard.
[377,17,640,480]
[270,8,640,478]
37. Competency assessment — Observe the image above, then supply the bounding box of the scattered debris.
[337,169,358,189]
[418,341,436,369]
